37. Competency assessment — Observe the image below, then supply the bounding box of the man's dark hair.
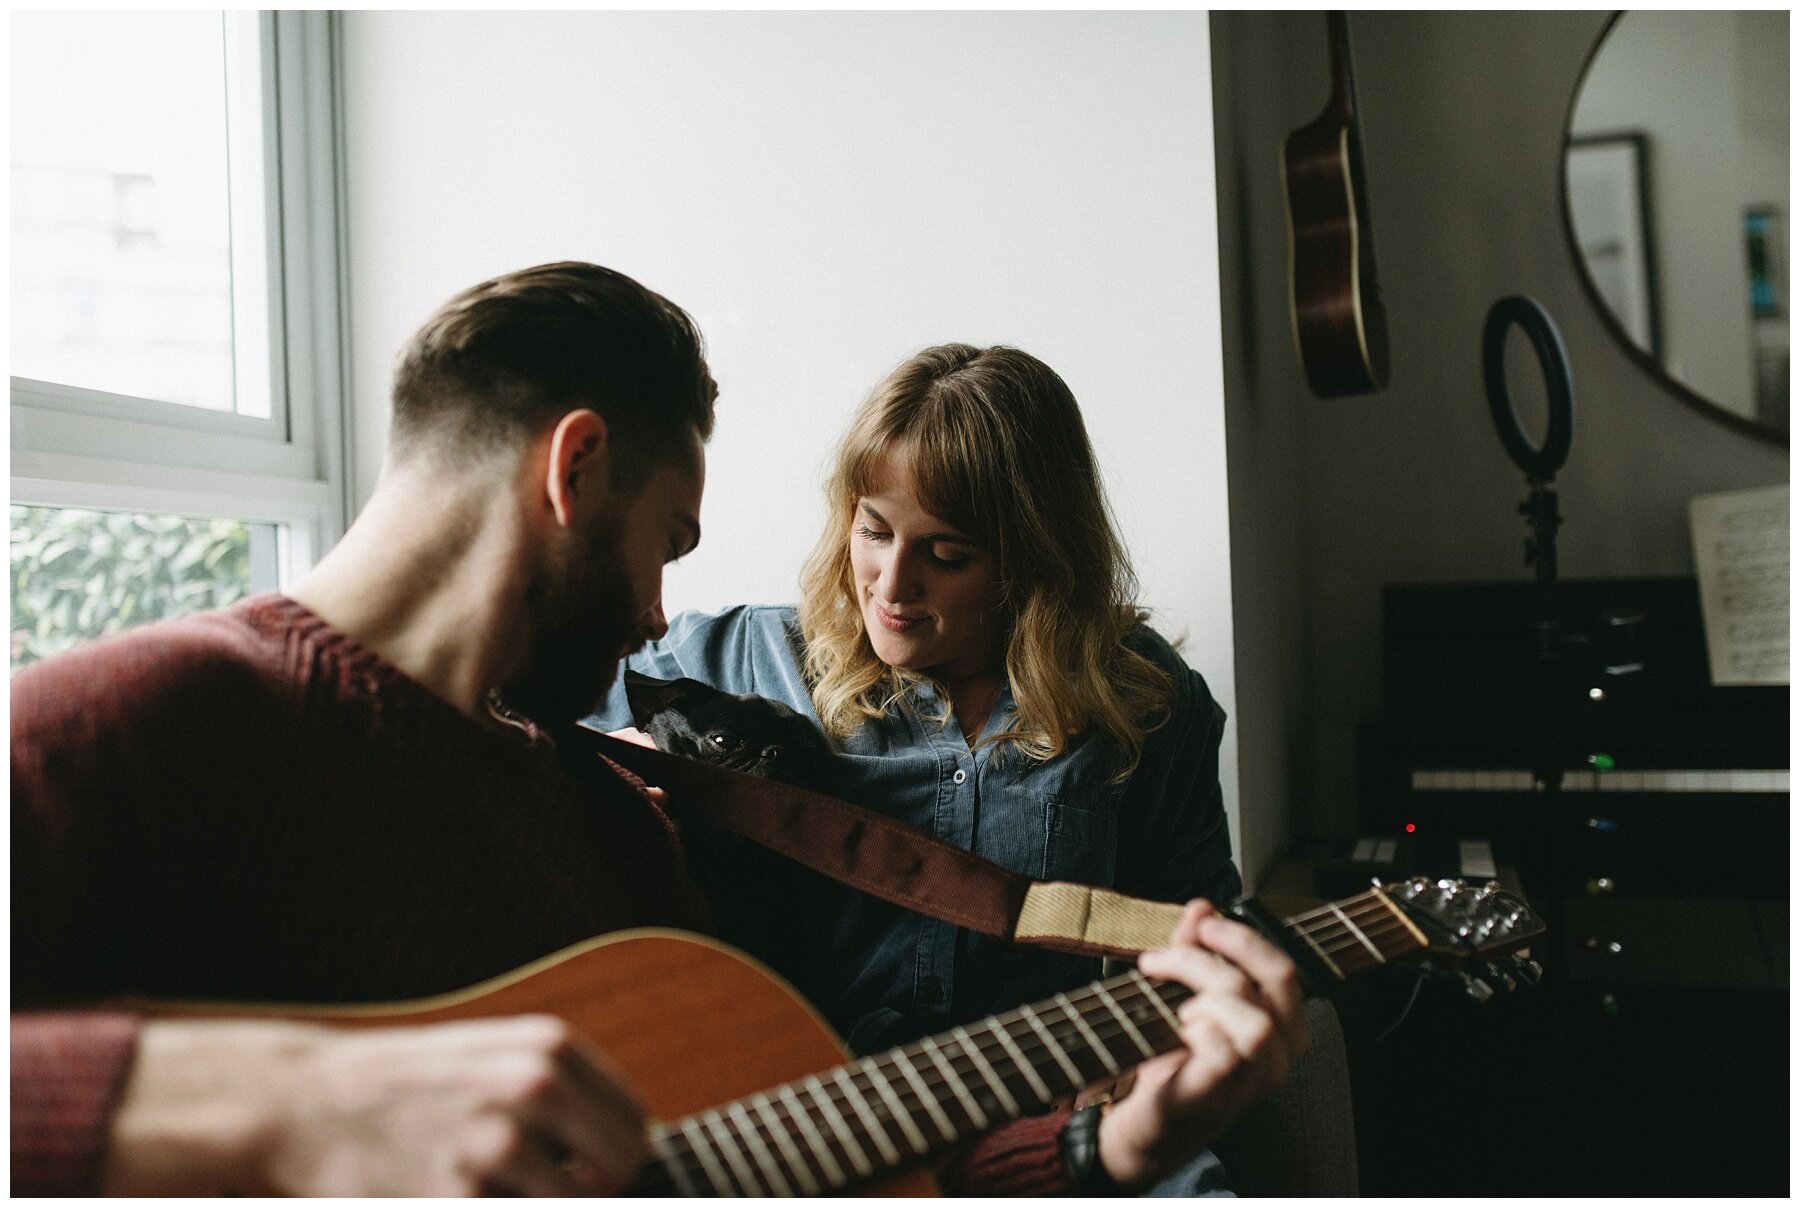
[390,261,717,489]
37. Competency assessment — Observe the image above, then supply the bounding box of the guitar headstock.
[1385,877,1547,1001]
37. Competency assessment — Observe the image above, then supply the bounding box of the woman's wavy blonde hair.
[798,344,1175,780]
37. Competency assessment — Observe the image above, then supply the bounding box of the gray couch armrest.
[1209,996,1359,1196]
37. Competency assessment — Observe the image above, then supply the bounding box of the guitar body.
[1283,11,1390,398]
[148,930,938,1196]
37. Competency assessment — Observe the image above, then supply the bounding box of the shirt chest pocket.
[1042,795,1119,886]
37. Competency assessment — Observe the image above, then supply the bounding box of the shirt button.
[952,769,967,784]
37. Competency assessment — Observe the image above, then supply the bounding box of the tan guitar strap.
[573,729,1187,959]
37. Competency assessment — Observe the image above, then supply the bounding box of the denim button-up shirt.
[584,604,1240,1053]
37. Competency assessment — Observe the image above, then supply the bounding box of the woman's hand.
[1095,900,1308,1189]
[605,728,670,806]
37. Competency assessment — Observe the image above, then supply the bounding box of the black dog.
[623,670,839,790]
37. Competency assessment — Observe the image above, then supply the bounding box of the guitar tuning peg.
[1483,962,1518,993]
[1512,957,1543,986]
[1461,973,1495,1003]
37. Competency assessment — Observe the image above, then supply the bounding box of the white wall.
[339,13,1247,865]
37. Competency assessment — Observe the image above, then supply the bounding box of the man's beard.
[497,520,641,730]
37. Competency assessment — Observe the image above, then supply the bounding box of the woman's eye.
[855,525,892,543]
[929,548,971,570]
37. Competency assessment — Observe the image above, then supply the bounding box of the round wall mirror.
[1563,10,1789,444]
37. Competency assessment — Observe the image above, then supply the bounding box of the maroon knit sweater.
[11,596,1073,1196]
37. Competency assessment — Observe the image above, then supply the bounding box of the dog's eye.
[707,733,737,749]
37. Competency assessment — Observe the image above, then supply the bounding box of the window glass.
[10,12,263,415]
[10,505,279,674]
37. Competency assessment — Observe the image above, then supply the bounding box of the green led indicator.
[1589,753,1616,771]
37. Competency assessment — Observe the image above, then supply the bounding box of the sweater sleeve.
[11,1012,141,1196]
[935,1109,1076,1196]
[9,628,225,1195]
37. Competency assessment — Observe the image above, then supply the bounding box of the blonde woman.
[588,344,1241,1057]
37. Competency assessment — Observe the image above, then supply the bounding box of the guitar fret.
[862,1059,932,1155]
[890,1048,958,1144]
[678,1117,736,1196]
[804,1075,873,1179]
[779,1084,846,1188]
[1094,984,1157,1059]
[1128,970,1187,1037]
[953,1024,1021,1116]
[1329,902,1386,962]
[1370,891,1431,949]
[726,1102,791,1196]
[988,1017,1055,1104]
[1294,921,1346,978]
[919,1034,989,1130]
[832,1067,901,1166]
[750,1094,820,1196]
[649,1131,701,1197]
[702,1109,763,1195]
[1055,991,1123,1076]
[1018,1002,1085,1089]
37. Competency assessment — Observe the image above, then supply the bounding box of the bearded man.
[12,262,1303,1196]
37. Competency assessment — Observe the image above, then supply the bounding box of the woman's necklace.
[956,676,1006,746]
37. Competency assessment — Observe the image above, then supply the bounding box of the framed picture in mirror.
[1562,9,1789,444]
[1567,133,1659,360]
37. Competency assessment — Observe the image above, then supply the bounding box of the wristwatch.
[1058,1103,1129,1195]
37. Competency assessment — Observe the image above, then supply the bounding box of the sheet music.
[1688,484,1789,686]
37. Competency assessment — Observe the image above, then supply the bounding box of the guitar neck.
[1325,11,1357,119]
[634,887,1423,1195]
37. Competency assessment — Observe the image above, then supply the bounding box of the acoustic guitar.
[1283,11,1391,398]
[147,879,1540,1196]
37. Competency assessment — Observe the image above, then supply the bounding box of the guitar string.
[644,899,1423,1194]
[1285,896,1419,958]
[643,904,1417,1196]
[644,975,1194,1195]
[647,1002,1164,1195]
[1304,913,1414,960]
[1273,903,1411,966]
[1287,891,1407,945]
[651,896,1423,1194]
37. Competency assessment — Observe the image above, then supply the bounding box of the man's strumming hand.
[104,1014,647,1196]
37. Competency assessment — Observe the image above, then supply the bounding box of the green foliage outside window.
[10,505,255,674]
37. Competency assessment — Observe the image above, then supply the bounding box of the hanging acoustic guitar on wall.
[1283,11,1391,398]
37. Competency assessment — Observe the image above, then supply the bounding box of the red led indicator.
[1404,823,1417,834]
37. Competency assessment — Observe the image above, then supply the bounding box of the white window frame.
[9,11,350,581]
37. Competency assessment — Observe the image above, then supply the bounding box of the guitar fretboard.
[634,888,1420,1195]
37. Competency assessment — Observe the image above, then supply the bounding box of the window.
[9,12,346,666]
[10,505,279,674]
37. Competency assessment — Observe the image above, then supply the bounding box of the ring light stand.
[1483,296,1575,792]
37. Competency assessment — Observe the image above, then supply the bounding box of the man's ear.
[544,409,609,528]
